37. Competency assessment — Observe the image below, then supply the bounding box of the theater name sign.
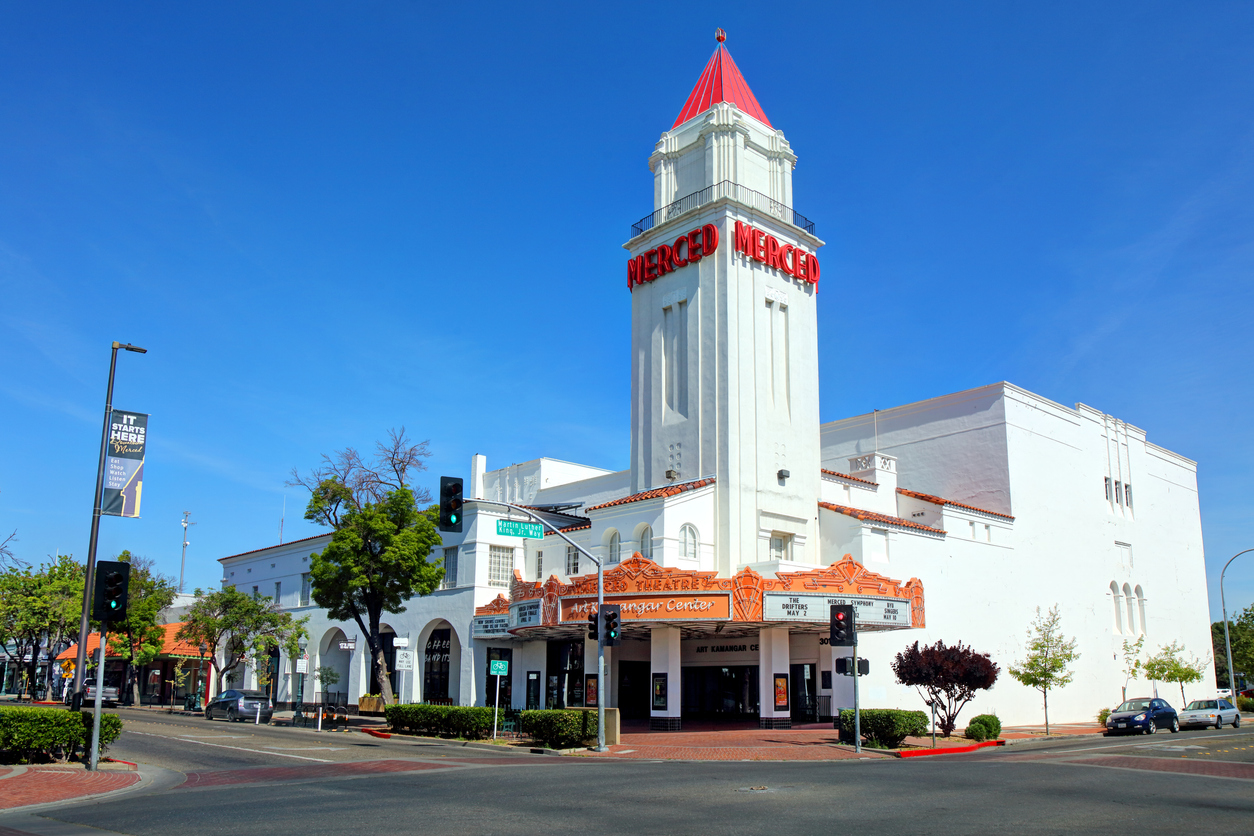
[474,554,924,634]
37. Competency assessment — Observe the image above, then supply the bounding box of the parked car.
[1178,699,1241,729]
[204,689,273,723]
[64,678,120,706]
[1105,697,1179,735]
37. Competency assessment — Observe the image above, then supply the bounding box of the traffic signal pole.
[852,637,862,755]
[465,499,608,752]
[88,621,107,771]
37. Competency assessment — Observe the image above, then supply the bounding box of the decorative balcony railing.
[630,180,816,238]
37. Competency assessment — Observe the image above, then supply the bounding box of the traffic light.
[587,610,599,641]
[93,560,131,622]
[438,476,464,532]
[830,604,855,647]
[601,604,622,647]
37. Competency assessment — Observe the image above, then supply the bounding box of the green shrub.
[519,709,595,749]
[0,707,122,762]
[965,719,990,741]
[968,713,1001,739]
[1237,697,1254,713]
[384,704,495,739]
[838,709,928,749]
[1097,707,1112,726]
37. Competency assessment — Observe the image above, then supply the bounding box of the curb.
[897,740,1005,758]
[1001,732,1107,747]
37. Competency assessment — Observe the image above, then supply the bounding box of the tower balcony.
[630,179,816,240]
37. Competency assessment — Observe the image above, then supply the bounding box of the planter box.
[358,696,385,714]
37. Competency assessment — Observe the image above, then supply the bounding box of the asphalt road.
[8,713,1253,836]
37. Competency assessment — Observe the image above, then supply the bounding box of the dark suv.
[205,689,273,723]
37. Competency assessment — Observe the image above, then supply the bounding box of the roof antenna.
[715,27,726,43]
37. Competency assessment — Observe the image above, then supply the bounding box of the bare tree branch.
[0,529,24,569]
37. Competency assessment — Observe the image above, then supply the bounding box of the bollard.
[255,703,261,725]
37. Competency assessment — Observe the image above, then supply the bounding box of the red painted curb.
[898,740,1005,758]
[360,728,392,739]
[104,758,138,767]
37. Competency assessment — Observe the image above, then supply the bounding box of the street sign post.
[490,659,509,739]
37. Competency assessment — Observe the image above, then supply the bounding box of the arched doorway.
[318,627,352,706]
[417,620,462,705]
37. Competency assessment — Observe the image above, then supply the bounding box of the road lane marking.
[130,731,333,762]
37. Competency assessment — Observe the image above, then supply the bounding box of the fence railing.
[630,180,816,238]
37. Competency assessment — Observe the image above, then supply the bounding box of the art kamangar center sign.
[763,592,910,628]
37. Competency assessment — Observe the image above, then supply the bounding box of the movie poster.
[773,674,789,710]
[652,672,667,710]
[102,410,147,518]
[584,674,598,707]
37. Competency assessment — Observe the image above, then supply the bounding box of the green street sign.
[490,660,509,676]
[496,519,543,538]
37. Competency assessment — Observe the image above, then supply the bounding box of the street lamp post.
[71,341,147,711]
[1220,548,1254,696]
[196,643,207,711]
[294,637,307,724]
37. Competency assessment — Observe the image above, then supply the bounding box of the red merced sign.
[734,221,820,283]
[627,221,819,291]
[628,224,718,290]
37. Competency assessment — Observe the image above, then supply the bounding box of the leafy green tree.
[176,586,305,695]
[1120,635,1145,703]
[105,551,177,705]
[0,554,84,697]
[1212,605,1254,690]
[1144,641,1208,704]
[1008,605,1080,735]
[290,429,443,703]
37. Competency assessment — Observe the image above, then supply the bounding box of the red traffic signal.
[830,604,855,647]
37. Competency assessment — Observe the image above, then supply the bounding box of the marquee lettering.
[628,224,719,291]
[734,220,819,285]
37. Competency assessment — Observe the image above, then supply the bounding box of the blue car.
[1105,697,1179,735]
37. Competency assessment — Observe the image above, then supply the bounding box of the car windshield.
[1185,701,1217,710]
[1116,699,1151,712]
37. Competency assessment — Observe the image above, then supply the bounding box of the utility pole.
[179,511,195,594]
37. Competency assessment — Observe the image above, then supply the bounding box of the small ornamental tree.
[1120,635,1145,703]
[177,586,305,695]
[891,640,1000,737]
[1144,641,1208,704]
[1008,605,1079,735]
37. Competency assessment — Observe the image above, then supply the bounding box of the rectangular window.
[489,546,512,588]
[535,550,543,582]
[251,585,259,599]
[1104,477,1112,502]
[1114,481,1123,505]
[769,534,790,561]
[442,547,458,589]
[300,573,311,606]
[1116,542,1133,568]
[566,545,579,576]
[274,582,281,605]
[1125,483,1133,510]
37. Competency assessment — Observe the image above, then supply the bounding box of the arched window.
[1135,585,1147,636]
[680,525,699,561]
[1110,581,1123,634]
[1123,583,1137,636]
[638,525,653,560]
[607,530,621,564]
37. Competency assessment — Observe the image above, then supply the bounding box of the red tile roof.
[543,519,592,535]
[58,622,204,661]
[818,502,947,535]
[585,477,716,512]
[673,36,771,129]
[897,489,1014,521]
[820,469,878,487]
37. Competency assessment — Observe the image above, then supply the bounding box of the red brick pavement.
[1075,756,1254,780]
[0,764,140,810]
[178,759,451,789]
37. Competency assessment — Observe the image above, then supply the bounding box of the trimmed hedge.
[519,709,595,749]
[838,708,928,749]
[384,704,495,739]
[1237,697,1254,713]
[0,707,123,762]
[965,714,1001,742]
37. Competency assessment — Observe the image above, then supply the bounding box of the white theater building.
[219,35,1212,729]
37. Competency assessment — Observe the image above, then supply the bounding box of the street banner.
[102,410,148,518]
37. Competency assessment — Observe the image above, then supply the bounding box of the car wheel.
[227,707,238,722]
[1145,721,1156,735]
[1215,716,1223,730]
[204,709,212,720]
[1170,718,1179,733]
[1233,715,1241,729]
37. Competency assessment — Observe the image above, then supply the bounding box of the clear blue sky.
[2,2,1251,622]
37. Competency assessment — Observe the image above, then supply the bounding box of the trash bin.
[184,694,198,712]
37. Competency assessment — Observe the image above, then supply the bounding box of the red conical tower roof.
[672,30,772,130]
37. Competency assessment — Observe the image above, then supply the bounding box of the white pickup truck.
[75,678,120,706]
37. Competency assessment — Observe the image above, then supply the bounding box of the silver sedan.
[1177,699,1240,729]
